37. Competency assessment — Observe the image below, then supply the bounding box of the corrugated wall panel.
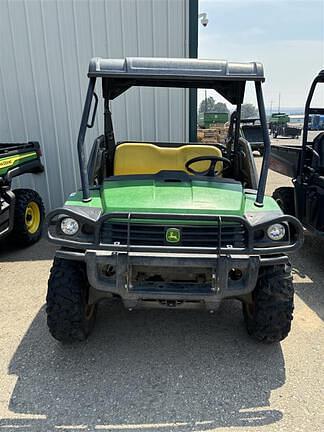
[0,0,189,210]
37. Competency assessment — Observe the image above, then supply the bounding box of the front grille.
[100,221,248,249]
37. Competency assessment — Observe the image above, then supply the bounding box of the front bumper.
[56,247,290,310]
[48,210,303,310]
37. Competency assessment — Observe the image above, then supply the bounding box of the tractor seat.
[113,142,223,176]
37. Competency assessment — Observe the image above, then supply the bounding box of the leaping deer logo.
[166,228,181,243]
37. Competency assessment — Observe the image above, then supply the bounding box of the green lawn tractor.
[0,141,45,246]
[46,57,303,344]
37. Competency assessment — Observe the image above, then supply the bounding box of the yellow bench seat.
[113,142,223,176]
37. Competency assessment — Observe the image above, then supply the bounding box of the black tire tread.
[244,265,294,343]
[46,258,95,342]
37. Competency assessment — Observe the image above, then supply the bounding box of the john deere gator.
[46,57,303,343]
[0,141,44,245]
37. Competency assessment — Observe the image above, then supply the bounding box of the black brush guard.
[48,210,303,255]
[48,210,303,308]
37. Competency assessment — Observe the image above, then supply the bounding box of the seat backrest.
[113,143,223,175]
[87,135,106,185]
[313,132,324,171]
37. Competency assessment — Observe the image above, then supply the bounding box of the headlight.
[266,223,286,241]
[60,217,79,236]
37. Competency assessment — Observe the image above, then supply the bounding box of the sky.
[198,0,324,110]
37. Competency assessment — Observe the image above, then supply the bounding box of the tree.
[241,103,258,119]
[199,96,216,113]
[214,102,229,114]
[199,97,229,113]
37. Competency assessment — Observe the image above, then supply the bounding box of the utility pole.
[278,93,281,113]
[205,89,208,112]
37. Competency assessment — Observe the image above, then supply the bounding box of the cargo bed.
[0,141,43,182]
[0,141,41,156]
[269,144,302,179]
[241,124,264,151]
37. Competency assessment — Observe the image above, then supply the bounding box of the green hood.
[101,178,245,215]
[65,177,281,219]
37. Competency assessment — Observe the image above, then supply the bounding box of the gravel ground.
[0,141,323,432]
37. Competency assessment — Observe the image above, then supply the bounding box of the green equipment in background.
[269,113,302,138]
[198,111,229,128]
[0,142,45,246]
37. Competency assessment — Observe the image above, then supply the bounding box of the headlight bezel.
[49,212,96,244]
[252,220,290,246]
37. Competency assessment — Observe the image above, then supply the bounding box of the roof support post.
[188,0,198,142]
[104,98,116,176]
[77,77,96,202]
[298,73,324,177]
[255,81,270,207]
[233,102,242,179]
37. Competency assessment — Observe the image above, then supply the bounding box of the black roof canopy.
[88,57,265,104]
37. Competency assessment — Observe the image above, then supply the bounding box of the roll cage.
[298,70,324,177]
[77,57,271,206]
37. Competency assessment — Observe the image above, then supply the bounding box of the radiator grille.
[100,221,247,248]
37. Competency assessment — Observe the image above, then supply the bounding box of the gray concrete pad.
[0,156,323,432]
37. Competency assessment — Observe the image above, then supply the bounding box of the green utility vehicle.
[0,142,45,245]
[46,57,303,344]
[269,113,302,138]
[198,111,229,128]
[271,70,324,236]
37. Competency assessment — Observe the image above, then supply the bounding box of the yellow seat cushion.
[113,143,223,176]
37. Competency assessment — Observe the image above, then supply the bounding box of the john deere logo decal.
[166,227,181,243]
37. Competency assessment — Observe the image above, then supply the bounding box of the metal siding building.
[0,0,194,210]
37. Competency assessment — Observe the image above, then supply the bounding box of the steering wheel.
[185,155,231,177]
